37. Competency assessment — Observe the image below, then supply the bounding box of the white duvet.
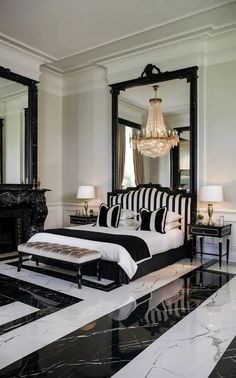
[28,225,184,279]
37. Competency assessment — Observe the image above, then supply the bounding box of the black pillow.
[96,203,121,228]
[139,207,167,233]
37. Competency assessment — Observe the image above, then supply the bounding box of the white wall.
[38,70,63,228]
[204,60,236,209]
[196,59,236,261]
[62,68,111,200]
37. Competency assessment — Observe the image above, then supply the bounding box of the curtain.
[133,130,144,186]
[117,124,126,188]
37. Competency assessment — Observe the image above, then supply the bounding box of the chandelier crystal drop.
[131,85,179,158]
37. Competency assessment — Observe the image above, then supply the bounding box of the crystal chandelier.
[131,85,179,158]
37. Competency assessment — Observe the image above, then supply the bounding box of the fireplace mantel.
[0,188,49,251]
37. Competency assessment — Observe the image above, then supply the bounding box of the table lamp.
[199,185,223,226]
[76,185,95,216]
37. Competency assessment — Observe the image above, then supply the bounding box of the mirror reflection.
[0,77,28,184]
[117,79,190,190]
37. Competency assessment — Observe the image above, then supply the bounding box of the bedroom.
[0,0,236,376]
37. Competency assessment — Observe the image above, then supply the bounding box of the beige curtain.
[117,125,126,188]
[133,130,144,185]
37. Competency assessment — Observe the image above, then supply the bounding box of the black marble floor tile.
[0,295,13,307]
[0,268,233,378]
[209,336,236,378]
[0,273,81,336]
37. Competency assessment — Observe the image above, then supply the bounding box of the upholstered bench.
[17,242,101,289]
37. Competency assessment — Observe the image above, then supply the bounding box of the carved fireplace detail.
[0,189,49,252]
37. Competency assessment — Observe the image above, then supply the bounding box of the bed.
[27,184,193,284]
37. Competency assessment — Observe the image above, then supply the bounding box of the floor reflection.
[0,267,233,378]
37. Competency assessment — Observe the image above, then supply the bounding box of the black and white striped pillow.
[96,203,121,228]
[139,207,167,233]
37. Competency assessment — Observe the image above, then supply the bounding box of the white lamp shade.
[199,185,223,202]
[76,185,95,199]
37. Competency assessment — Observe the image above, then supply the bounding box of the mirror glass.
[0,77,28,184]
[0,66,38,188]
[117,79,190,189]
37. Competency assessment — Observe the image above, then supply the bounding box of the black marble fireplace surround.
[0,189,48,252]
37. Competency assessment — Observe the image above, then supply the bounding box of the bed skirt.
[99,243,189,284]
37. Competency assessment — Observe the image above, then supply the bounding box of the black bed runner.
[42,228,151,263]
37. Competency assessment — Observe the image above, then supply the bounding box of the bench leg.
[97,259,101,281]
[76,265,82,289]
[35,257,39,266]
[18,252,23,272]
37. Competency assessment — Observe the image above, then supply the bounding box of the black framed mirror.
[0,66,38,188]
[110,64,198,198]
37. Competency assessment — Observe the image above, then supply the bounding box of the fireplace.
[0,217,20,252]
[0,189,48,253]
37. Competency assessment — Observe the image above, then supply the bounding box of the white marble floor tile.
[20,259,115,285]
[0,258,202,369]
[113,276,236,378]
[0,302,39,326]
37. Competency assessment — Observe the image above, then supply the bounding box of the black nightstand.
[189,223,232,268]
[70,214,98,225]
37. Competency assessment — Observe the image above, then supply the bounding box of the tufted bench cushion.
[17,242,101,288]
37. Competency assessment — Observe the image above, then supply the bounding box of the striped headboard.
[107,184,192,241]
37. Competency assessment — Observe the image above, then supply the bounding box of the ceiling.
[0,0,234,72]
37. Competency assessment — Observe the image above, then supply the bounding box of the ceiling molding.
[0,33,55,62]
[62,65,108,97]
[1,1,235,77]
[42,1,236,73]
[38,67,63,97]
[0,41,50,80]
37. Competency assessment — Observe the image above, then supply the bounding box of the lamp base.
[207,203,214,226]
[84,200,88,216]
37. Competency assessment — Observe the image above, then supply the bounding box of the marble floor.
[0,255,236,377]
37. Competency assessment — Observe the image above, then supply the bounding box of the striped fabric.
[108,186,191,240]
[96,203,121,228]
[139,207,167,233]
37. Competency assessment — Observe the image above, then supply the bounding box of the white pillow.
[166,211,183,223]
[118,219,140,229]
[119,209,137,221]
[165,221,181,231]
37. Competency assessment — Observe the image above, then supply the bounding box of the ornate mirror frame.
[110,65,198,216]
[0,66,38,188]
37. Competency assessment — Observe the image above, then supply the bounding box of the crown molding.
[38,67,63,97]
[0,33,55,61]
[62,65,108,97]
[118,98,146,124]
[0,41,50,81]
[43,1,236,73]
[1,2,236,77]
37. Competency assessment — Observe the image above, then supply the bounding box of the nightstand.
[189,223,232,268]
[69,214,97,225]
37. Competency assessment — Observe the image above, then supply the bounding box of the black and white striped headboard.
[107,185,192,241]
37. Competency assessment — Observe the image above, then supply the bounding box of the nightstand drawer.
[70,215,97,225]
[189,224,231,238]
[190,226,219,236]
